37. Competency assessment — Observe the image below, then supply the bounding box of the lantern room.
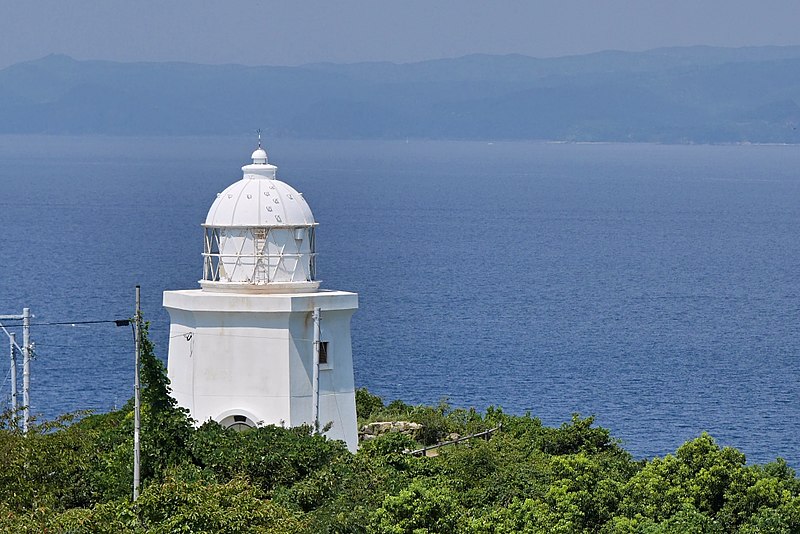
[201,145,319,293]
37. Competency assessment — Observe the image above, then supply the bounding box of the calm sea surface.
[0,136,798,466]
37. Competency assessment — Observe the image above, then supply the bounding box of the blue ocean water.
[0,135,798,467]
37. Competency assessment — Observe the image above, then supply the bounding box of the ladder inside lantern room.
[253,228,269,283]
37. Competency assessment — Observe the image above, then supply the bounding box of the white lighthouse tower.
[163,140,359,451]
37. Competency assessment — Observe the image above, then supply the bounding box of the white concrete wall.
[287,309,358,447]
[164,289,358,451]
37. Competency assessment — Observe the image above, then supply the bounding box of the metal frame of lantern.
[202,224,317,285]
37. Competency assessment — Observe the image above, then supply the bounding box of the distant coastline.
[2,45,800,144]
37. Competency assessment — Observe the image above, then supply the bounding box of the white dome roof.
[204,152,315,228]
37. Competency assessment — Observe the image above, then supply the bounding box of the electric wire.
[0,317,133,402]
[31,343,123,349]
[0,319,130,328]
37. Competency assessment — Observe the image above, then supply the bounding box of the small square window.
[319,341,329,365]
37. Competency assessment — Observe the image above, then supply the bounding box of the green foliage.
[0,320,797,532]
[370,479,464,533]
[505,413,622,456]
[188,420,348,493]
[135,470,307,533]
[356,387,385,421]
[363,397,493,446]
[613,433,800,533]
[138,321,194,483]
[0,413,93,510]
[0,471,307,533]
[619,433,745,521]
[359,431,418,471]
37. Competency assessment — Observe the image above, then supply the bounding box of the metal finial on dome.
[251,129,268,164]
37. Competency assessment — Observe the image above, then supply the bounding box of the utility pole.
[312,307,321,433]
[22,308,30,433]
[133,286,141,501]
[9,333,16,413]
[0,310,30,429]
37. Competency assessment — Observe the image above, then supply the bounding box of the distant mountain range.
[2,46,800,143]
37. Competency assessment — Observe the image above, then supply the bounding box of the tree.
[138,321,194,483]
[370,480,464,533]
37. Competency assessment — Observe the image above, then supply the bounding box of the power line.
[1,311,132,431]
[0,319,130,328]
[32,343,124,349]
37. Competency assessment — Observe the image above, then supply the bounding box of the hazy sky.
[3,1,800,68]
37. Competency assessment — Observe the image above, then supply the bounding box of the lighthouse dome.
[201,146,319,293]
[205,147,315,228]
[205,176,315,228]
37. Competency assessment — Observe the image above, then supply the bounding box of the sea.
[0,135,798,467]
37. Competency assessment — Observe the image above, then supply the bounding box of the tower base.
[163,288,359,451]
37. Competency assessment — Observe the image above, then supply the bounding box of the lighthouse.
[163,141,359,451]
